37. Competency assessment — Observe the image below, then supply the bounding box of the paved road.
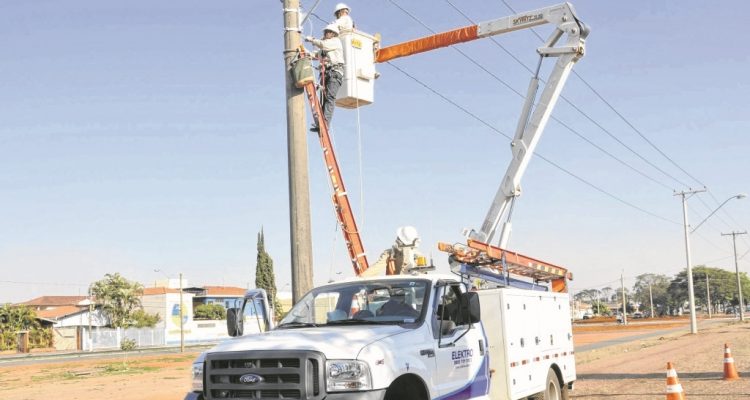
[0,344,212,367]
[575,317,733,353]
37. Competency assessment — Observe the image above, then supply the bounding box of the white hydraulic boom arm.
[376,3,588,248]
[468,4,588,247]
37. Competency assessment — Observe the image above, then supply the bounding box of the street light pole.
[675,188,705,334]
[676,190,746,334]
[722,231,747,322]
[179,272,184,353]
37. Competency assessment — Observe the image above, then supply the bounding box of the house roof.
[18,296,90,307]
[200,286,246,297]
[35,306,86,319]
[143,287,183,295]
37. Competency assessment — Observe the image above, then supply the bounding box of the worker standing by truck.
[305,24,344,132]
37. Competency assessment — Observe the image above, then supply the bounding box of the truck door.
[433,283,490,398]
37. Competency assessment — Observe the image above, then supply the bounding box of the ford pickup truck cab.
[187,274,575,400]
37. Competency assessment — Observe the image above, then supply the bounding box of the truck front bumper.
[184,390,386,400]
[325,389,387,400]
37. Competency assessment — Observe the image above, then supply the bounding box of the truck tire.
[528,368,564,400]
[384,375,428,400]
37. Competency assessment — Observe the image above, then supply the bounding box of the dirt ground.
[0,353,198,400]
[0,321,747,399]
[573,321,750,399]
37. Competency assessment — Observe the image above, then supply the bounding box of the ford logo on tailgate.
[239,374,264,385]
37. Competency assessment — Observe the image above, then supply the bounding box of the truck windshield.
[278,279,430,328]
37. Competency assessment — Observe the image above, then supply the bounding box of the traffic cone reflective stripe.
[723,343,740,381]
[665,362,686,400]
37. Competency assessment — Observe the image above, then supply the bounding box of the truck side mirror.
[227,308,244,337]
[460,292,481,324]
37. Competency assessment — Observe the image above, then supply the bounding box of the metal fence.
[82,327,165,351]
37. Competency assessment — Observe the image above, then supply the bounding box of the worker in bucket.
[305,24,344,132]
[388,226,425,275]
[333,3,354,32]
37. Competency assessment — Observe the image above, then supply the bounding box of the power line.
[443,0,683,190]
[385,61,679,225]
[386,0,685,197]
[452,0,746,254]
[497,0,705,188]
[0,279,89,288]
[495,0,747,252]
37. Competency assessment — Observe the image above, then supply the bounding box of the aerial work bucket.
[336,30,377,108]
[292,55,314,89]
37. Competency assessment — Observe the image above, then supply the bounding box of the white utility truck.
[186,2,587,399]
[187,271,575,400]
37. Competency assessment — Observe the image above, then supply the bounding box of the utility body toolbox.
[478,288,576,399]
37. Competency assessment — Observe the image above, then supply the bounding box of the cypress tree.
[255,228,283,320]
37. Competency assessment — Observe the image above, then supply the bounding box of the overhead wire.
[381,0,681,224]
[443,0,683,191]
[496,0,749,252]
[385,61,679,225]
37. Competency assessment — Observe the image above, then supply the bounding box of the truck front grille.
[204,350,325,400]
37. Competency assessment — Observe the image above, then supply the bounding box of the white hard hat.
[323,23,340,35]
[396,226,420,247]
[334,3,350,15]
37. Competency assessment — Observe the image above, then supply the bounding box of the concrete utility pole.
[283,0,314,303]
[722,231,747,322]
[179,272,184,353]
[675,188,706,334]
[705,273,712,319]
[621,273,627,325]
[649,283,654,319]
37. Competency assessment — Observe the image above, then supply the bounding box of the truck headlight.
[191,361,204,392]
[326,360,372,392]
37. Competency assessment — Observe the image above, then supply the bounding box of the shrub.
[131,309,161,328]
[120,338,137,351]
[194,303,227,320]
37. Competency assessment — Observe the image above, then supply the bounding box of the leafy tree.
[574,289,600,303]
[668,266,750,313]
[632,273,671,316]
[131,309,161,328]
[90,273,144,328]
[0,304,51,350]
[255,228,283,321]
[591,300,610,315]
[601,287,615,303]
[611,287,635,314]
[194,304,227,320]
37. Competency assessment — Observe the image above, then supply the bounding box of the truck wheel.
[543,368,562,400]
[527,368,564,400]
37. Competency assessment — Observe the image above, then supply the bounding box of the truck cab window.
[278,279,429,328]
[435,284,464,337]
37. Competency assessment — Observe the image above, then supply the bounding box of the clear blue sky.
[2,0,748,303]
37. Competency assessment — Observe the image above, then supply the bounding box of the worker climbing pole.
[291,46,369,276]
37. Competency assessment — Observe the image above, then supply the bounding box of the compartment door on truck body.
[494,289,576,399]
[432,282,490,398]
[501,289,541,398]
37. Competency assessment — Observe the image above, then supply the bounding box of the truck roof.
[324,273,459,287]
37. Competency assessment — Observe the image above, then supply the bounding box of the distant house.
[189,286,247,310]
[17,296,107,328]
[141,287,195,331]
[18,296,89,311]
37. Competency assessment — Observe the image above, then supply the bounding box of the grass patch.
[100,363,160,376]
[31,370,79,382]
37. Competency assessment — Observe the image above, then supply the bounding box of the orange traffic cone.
[723,343,740,380]
[665,362,686,400]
